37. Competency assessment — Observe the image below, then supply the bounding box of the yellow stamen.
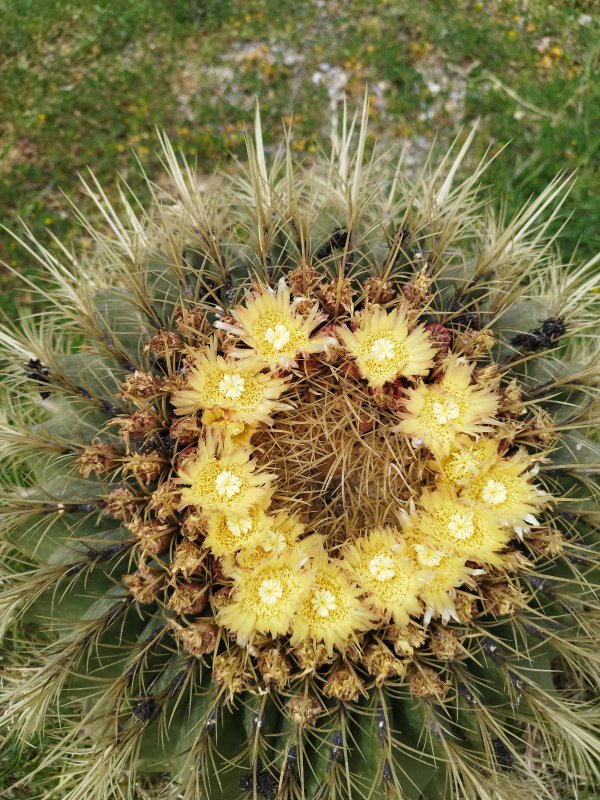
[370,337,396,361]
[258,578,284,606]
[264,323,291,351]
[218,373,245,399]
[482,479,508,506]
[448,511,475,541]
[311,588,338,617]
[369,553,396,581]
[433,398,460,424]
[215,470,242,498]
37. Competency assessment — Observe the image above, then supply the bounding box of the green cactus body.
[1,102,599,799]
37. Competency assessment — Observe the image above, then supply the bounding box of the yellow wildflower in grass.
[462,449,545,528]
[172,346,289,425]
[406,537,478,624]
[290,560,372,655]
[176,430,275,515]
[219,551,313,641]
[203,502,272,557]
[417,485,512,566]
[338,306,437,388]
[397,355,499,455]
[215,279,335,368]
[430,435,501,488]
[343,527,426,625]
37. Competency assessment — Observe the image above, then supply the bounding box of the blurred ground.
[0,0,598,795]
[0,0,598,318]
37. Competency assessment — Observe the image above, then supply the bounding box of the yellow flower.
[219,551,313,640]
[406,537,477,624]
[176,430,275,515]
[338,306,437,388]
[232,510,306,569]
[290,560,371,655]
[430,435,500,488]
[397,355,499,455]
[199,409,256,446]
[172,345,289,425]
[462,450,545,528]
[215,280,335,368]
[203,503,272,557]
[417,485,512,566]
[343,528,425,624]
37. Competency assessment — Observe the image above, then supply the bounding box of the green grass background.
[0,0,598,795]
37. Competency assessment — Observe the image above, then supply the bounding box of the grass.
[0,0,598,795]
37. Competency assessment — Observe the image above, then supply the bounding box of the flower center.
[433,398,460,424]
[258,578,283,606]
[482,478,507,506]
[448,511,475,540]
[368,553,396,581]
[214,470,242,498]
[218,373,245,400]
[370,337,396,362]
[414,543,444,567]
[262,531,286,553]
[311,588,338,617]
[264,323,291,351]
[226,516,252,536]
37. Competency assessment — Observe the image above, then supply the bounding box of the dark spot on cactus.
[455,311,483,330]
[382,759,393,782]
[98,399,122,418]
[132,698,161,723]
[167,670,187,696]
[492,738,513,770]
[511,316,566,352]
[65,561,87,577]
[522,623,546,641]
[458,683,476,706]
[24,358,51,399]
[286,745,297,767]
[72,502,100,513]
[94,543,130,563]
[204,710,217,736]
[377,703,386,745]
[239,765,278,799]
[315,227,349,260]
[508,670,523,693]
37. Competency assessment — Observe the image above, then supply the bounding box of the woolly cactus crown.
[1,100,599,800]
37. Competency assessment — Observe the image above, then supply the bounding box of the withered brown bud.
[425,323,452,355]
[119,370,163,400]
[287,693,322,727]
[76,443,119,479]
[288,265,319,295]
[499,378,526,416]
[386,623,427,657]
[144,330,184,357]
[176,620,218,657]
[106,488,138,521]
[147,481,181,521]
[210,586,233,615]
[168,581,208,615]
[128,517,172,556]
[482,581,525,618]
[170,541,205,580]
[318,277,355,315]
[429,626,463,661]
[529,528,565,558]
[257,647,291,689]
[175,303,207,336]
[363,276,395,304]
[407,665,449,700]
[361,643,406,686]
[293,639,332,672]
[212,650,251,696]
[123,569,163,604]
[122,451,165,484]
[115,410,158,444]
[323,667,364,703]
[181,510,208,541]
[402,270,432,306]
[169,414,203,446]
[458,328,494,359]
[453,591,478,624]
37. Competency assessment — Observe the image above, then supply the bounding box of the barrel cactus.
[1,101,599,800]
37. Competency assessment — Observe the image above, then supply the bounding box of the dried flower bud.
[287,693,322,727]
[115,410,158,444]
[429,626,463,661]
[482,581,525,618]
[407,666,449,699]
[119,370,163,400]
[212,650,251,696]
[425,323,452,355]
[363,276,395,304]
[175,303,207,336]
[176,620,218,657]
[145,331,184,357]
[323,667,364,703]
[257,647,291,689]
[318,277,355,315]
[128,517,172,556]
[181,510,208,541]
[387,623,427,657]
[170,541,205,580]
[293,639,332,672]
[210,586,233,615]
[458,328,494,359]
[147,481,181,520]
[529,528,565,558]
[453,591,478,624]
[168,581,208,615]
[122,451,165,484]
[361,643,406,686]
[288,265,319,295]
[169,414,203,445]
[123,569,163,604]
[106,488,138,521]
[76,443,119,479]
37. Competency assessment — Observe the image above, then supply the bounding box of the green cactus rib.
[1,102,599,800]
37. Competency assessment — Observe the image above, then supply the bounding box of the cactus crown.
[1,99,600,799]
